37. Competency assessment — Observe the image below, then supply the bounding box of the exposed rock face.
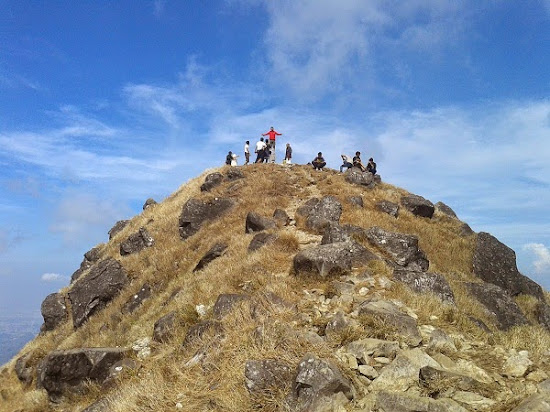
[245,212,276,233]
[71,246,102,283]
[273,209,291,226]
[120,227,155,256]
[472,232,544,299]
[226,168,244,181]
[365,227,429,271]
[41,292,68,331]
[200,172,224,192]
[244,359,293,393]
[400,194,435,218]
[296,196,342,233]
[213,294,251,318]
[375,200,399,218]
[142,198,157,210]
[536,302,550,331]
[294,242,371,277]
[467,283,528,330]
[292,355,353,411]
[248,232,277,252]
[435,201,458,218]
[511,393,550,412]
[358,300,422,346]
[69,259,129,328]
[345,168,375,188]
[460,223,475,237]
[392,269,455,304]
[179,198,235,240]
[193,243,228,272]
[37,348,128,399]
[121,283,152,314]
[321,223,365,245]
[348,196,364,207]
[108,220,129,240]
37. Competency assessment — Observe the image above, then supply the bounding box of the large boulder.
[71,246,102,283]
[296,196,342,233]
[225,168,244,181]
[108,219,129,240]
[365,227,429,271]
[321,223,365,245]
[273,209,291,227]
[120,227,155,256]
[200,172,224,192]
[121,283,152,314]
[245,212,276,233]
[244,359,293,394]
[142,198,157,210]
[248,232,277,252]
[193,243,228,272]
[472,232,544,299]
[37,348,128,400]
[293,242,369,278]
[179,198,235,240]
[345,168,375,188]
[68,259,129,328]
[213,294,251,319]
[467,283,528,330]
[392,269,455,304]
[435,201,458,218]
[400,194,434,218]
[15,352,38,386]
[40,292,68,331]
[375,200,399,218]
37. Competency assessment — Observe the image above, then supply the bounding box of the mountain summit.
[1,164,549,412]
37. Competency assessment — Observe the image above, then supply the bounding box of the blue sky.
[1,0,550,314]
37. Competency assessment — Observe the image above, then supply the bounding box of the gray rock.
[182,321,223,347]
[142,198,157,210]
[81,398,111,412]
[345,338,400,361]
[120,227,154,256]
[244,359,293,393]
[345,168,375,188]
[435,201,458,218]
[225,168,244,181]
[179,197,235,240]
[365,227,429,271]
[536,302,550,331]
[245,212,276,233]
[376,391,430,412]
[420,366,484,392]
[472,232,544,299]
[325,311,353,339]
[392,269,455,304]
[108,220,129,240]
[459,223,475,237]
[69,259,129,328]
[248,232,277,252]
[200,172,224,192]
[71,246,103,283]
[294,242,367,278]
[213,294,251,318]
[401,194,435,218]
[15,352,35,385]
[293,355,354,411]
[348,196,364,207]
[376,200,399,218]
[467,283,528,330]
[296,196,343,233]
[103,358,141,388]
[321,222,366,245]
[153,311,177,343]
[427,329,457,354]
[510,394,550,412]
[193,243,228,272]
[358,300,422,346]
[40,292,68,331]
[273,209,291,226]
[37,348,128,399]
[121,283,152,314]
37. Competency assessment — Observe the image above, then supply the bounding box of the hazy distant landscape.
[0,310,41,365]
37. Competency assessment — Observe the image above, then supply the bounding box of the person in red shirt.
[262,126,282,163]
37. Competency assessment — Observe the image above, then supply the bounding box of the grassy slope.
[1,164,549,412]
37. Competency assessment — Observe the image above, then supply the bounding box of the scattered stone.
[503,350,533,378]
[293,242,361,278]
[248,232,277,252]
[400,194,435,218]
[14,352,36,385]
[245,212,277,233]
[296,196,343,233]
[179,197,235,240]
[375,200,399,218]
[435,201,458,218]
[358,365,378,380]
[535,301,550,331]
[273,209,291,226]
[427,329,457,354]
[69,259,129,328]
[330,280,355,296]
[325,311,354,340]
[132,337,151,360]
[467,283,528,330]
[345,338,400,362]
[365,227,429,271]
[472,232,544,299]
[142,198,157,210]
[376,391,430,412]
[182,320,223,347]
[200,172,224,192]
[193,243,228,272]
[348,196,364,207]
[103,358,141,388]
[108,219,129,240]
[225,168,244,181]
[120,227,155,256]
[40,292,68,331]
[213,294,251,319]
[153,311,178,343]
[393,269,455,304]
[321,222,365,245]
[510,393,550,412]
[451,391,495,410]
[244,359,293,393]
[81,398,111,412]
[420,366,484,393]
[121,283,152,314]
[345,168,375,188]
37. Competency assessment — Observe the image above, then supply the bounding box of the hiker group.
[225,126,377,175]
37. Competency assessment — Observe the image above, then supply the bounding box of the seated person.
[353,151,365,172]
[340,154,352,172]
[366,157,377,175]
[312,152,326,170]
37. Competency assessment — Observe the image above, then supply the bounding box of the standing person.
[340,154,352,172]
[367,157,377,175]
[312,152,326,170]
[284,143,292,164]
[262,126,282,163]
[255,138,267,163]
[353,151,366,172]
[264,141,271,163]
[231,153,238,166]
[244,141,250,165]
[225,151,233,165]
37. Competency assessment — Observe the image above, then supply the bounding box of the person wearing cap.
[312,152,326,170]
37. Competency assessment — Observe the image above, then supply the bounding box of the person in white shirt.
[244,140,250,165]
[340,154,352,172]
[255,138,267,163]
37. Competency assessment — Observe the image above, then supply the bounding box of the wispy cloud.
[153,0,166,18]
[41,273,68,283]
[524,243,550,274]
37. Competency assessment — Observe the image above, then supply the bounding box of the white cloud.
[41,273,68,282]
[524,243,550,274]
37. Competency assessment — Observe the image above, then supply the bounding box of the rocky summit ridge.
[1,164,550,412]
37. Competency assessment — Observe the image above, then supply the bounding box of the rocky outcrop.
[68,259,129,328]
[40,292,68,331]
[365,227,429,271]
[320,223,365,245]
[375,200,399,218]
[226,168,244,181]
[245,212,276,233]
[435,201,458,218]
[345,168,375,188]
[193,243,228,272]
[71,246,102,283]
[400,194,434,218]
[142,198,157,210]
[296,196,342,233]
[179,198,235,240]
[37,348,128,400]
[120,227,154,256]
[392,269,455,304]
[200,172,224,192]
[472,232,544,299]
[108,220,129,240]
[121,283,152,314]
[467,283,528,330]
[248,232,277,252]
[294,242,370,278]
[245,359,293,393]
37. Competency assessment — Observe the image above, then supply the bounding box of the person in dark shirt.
[366,157,377,175]
[284,143,292,164]
[225,151,233,165]
[312,152,326,170]
[353,151,365,172]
